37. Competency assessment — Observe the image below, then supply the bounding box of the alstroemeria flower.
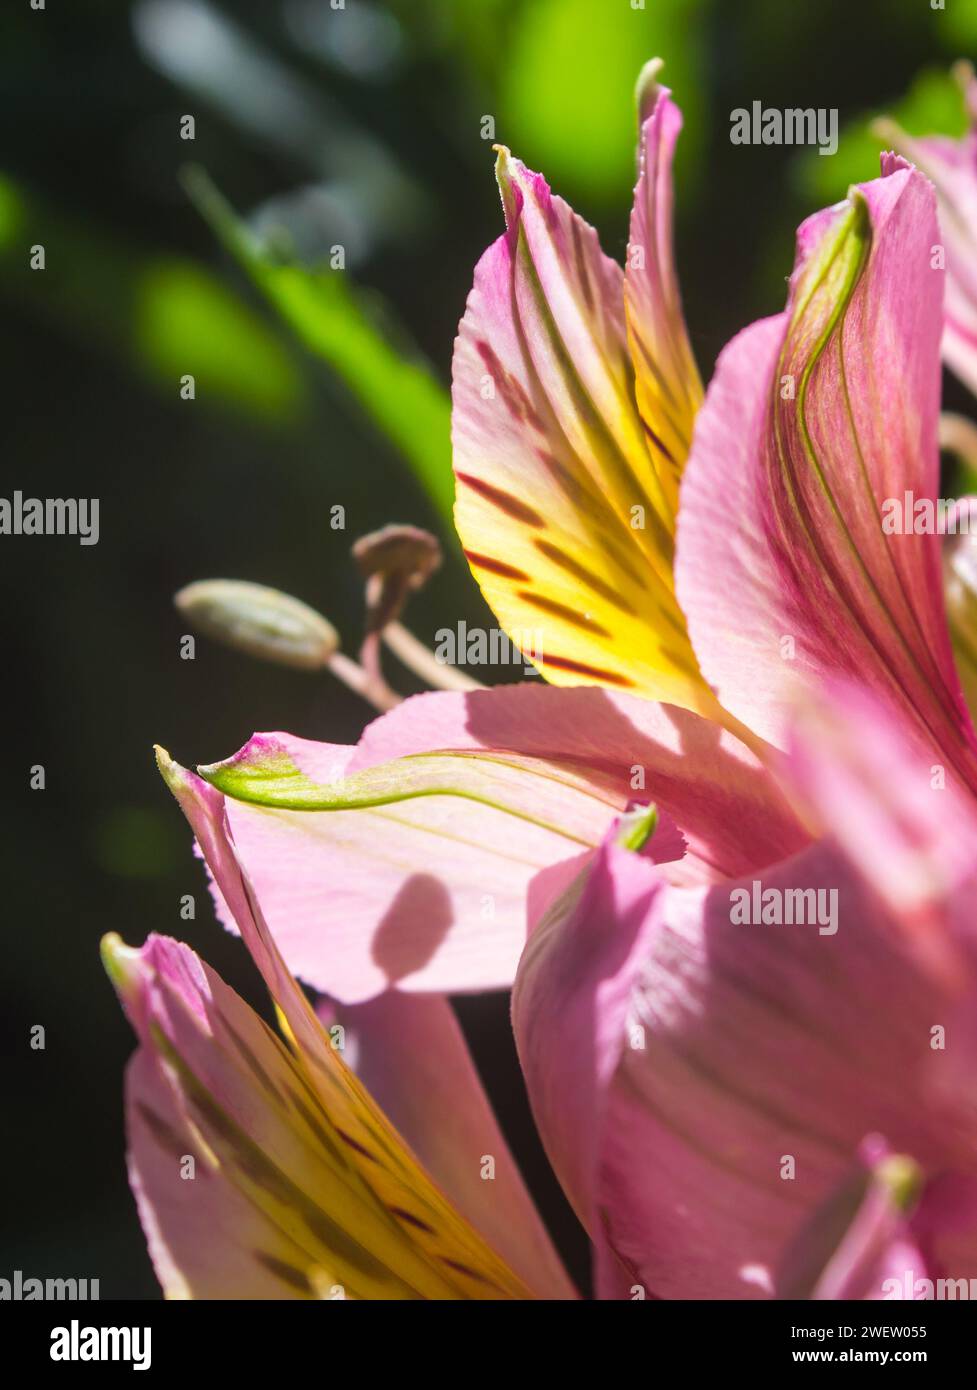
[512,683,977,1298]
[180,154,977,1009]
[109,689,977,1299]
[877,62,977,400]
[452,58,977,770]
[107,65,977,1300]
[103,750,575,1299]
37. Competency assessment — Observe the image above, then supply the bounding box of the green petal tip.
[635,58,666,124]
[100,932,142,1000]
[874,1153,923,1213]
[616,803,659,853]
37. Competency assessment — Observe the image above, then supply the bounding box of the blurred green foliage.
[3,0,973,536]
[946,2,977,48]
[796,65,969,206]
[183,166,455,526]
[0,172,306,424]
[388,0,706,204]
[91,805,185,880]
[136,259,304,420]
[497,0,706,204]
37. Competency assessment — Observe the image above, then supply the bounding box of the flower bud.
[175,579,339,670]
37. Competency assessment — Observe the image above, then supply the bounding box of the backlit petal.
[878,67,977,398]
[195,685,806,1001]
[142,753,543,1299]
[677,161,977,786]
[320,991,577,1299]
[625,61,703,513]
[452,146,713,712]
[513,821,977,1298]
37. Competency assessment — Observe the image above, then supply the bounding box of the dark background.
[1,0,974,1298]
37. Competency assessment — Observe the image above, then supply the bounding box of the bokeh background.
[2,0,975,1298]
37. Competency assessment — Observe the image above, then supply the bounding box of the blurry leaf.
[0,174,25,247]
[499,0,707,205]
[0,172,305,426]
[794,66,969,206]
[136,259,302,420]
[184,166,455,528]
[943,3,977,49]
[134,0,426,251]
[402,0,516,74]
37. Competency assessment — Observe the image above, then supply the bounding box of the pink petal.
[676,161,977,785]
[776,1137,927,1300]
[513,821,977,1299]
[200,685,807,1002]
[625,63,703,503]
[124,1048,327,1299]
[784,680,977,987]
[141,756,558,1297]
[880,74,977,398]
[943,496,977,722]
[512,834,665,1299]
[108,933,443,1298]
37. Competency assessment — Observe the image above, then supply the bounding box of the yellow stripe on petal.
[150,756,539,1300]
[451,139,715,717]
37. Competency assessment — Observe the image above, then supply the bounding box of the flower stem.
[383,622,484,691]
[327,651,401,712]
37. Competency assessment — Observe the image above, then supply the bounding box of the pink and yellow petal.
[104,933,438,1299]
[452,146,712,712]
[320,990,577,1299]
[148,753,543,1299]
[625,61,703,514]
[123,1045,355,1300]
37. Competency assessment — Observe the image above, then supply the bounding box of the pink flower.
[513,683,977,1298]
[191,143,976,1004]
[103,751,574,1299]
[106,61,977,1298]
[878,62,977,401]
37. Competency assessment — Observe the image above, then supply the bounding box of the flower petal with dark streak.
[677,160,977,787]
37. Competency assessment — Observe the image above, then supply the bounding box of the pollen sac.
[174,579,339,670]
